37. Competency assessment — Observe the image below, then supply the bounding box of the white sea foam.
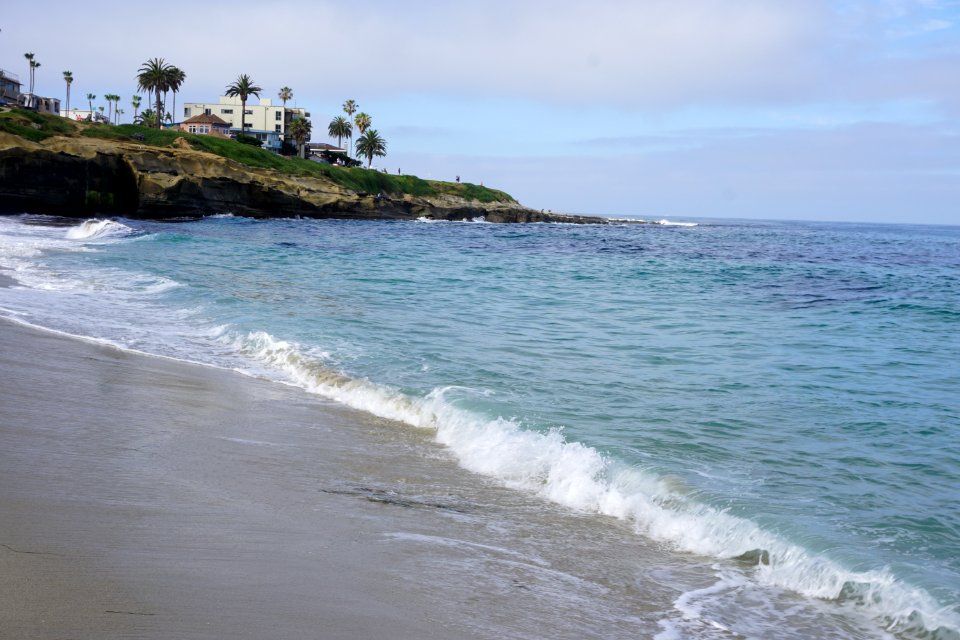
[220,328,958,640]
[415,216,488,224]
[65,219,135,240]
[656,219,699,227]
[604,217,698,227]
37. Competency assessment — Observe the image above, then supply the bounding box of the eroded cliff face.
[0,133,604,223]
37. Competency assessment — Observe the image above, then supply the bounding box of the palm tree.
[24,53,33,90]
[30,60,41,94]
[135,108,157,127]
[327,115,351,150]
[104,93,118,123]
[288,117,312,159]
[116,108,124,126]
[132,95,142,121]
[24,53,37,93]
[342,99,357,155]
[224,74,262,134]
[355,129,387,168]
[168,67,185,124]
[137,57,174,130]
[86,93,95,115]
[354,112,371,139]
[63,71,73,113]
[278,86,293,137]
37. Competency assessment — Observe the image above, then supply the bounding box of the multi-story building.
[181,96,309,152]
[17,93,60,115]
[0,68,22,106]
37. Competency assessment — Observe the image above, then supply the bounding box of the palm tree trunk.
[155,88,162,129]
[241,98,246,133]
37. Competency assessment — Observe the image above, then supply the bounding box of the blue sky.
[2,0,959,223]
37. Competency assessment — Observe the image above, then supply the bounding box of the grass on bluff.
[0,107,79,141]
[0,109,516,203]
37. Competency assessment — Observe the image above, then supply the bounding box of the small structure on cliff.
[180,113,232,137]
[16,93,61,116]
[0,68,21,107]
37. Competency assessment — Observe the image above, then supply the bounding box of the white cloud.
[1,0,831,109]
[289,0,829,107]
[5,0,959,116]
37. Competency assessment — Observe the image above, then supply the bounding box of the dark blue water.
[1,214,957,639]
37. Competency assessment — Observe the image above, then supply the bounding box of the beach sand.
[0,318,681,639]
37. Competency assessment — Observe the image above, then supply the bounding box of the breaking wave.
[65,219,136,240]
[656,219,698,227]
[222,328,959,640]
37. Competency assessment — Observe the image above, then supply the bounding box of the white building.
[181,96,309,152]
[60,108,102,122]
[17,93,61,116]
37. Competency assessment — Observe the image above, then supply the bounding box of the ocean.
[0,213,957,639]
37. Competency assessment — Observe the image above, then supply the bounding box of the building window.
[221,108,233,114]
[275,124,282,132]
[244,109,253,115]
[204,108,211,115]
[184,107,191,117]
[275,111,282,121]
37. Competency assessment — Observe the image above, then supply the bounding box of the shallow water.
[1,213,957,639]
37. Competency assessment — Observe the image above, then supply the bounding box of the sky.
[2,0,959,224]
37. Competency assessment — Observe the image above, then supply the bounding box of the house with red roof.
[179,113,231,137]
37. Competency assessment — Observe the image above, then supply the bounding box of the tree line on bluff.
[27,53,387,167]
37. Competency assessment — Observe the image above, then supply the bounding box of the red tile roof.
[183,113,230,126]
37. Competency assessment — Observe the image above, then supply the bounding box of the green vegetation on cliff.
[0,108,516,204]
[0,108,77,141]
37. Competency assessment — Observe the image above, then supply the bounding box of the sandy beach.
[0,318,477,639]
[0,317,681,640]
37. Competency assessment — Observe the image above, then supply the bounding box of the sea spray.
[65,218,135,240]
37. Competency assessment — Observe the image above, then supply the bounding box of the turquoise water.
[1,214,957,638]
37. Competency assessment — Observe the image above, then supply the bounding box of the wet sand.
[0,319,479,638]
[0,318,687,639]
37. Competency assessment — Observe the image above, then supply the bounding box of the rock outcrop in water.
[0,132,607,224]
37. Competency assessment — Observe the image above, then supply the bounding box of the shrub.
[234,134,263,147]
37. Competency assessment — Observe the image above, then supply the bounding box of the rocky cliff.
[0,132,607,224]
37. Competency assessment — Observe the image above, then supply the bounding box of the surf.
[221,327,959,640]
[65,218,136,240]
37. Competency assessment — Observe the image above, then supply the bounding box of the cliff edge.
[0,124,606,224]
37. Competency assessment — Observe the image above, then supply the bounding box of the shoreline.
[0,318,467,638]
[0,317,683,639]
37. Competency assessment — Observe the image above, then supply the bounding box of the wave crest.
[65,219,135,240]
[223,328,958,639]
